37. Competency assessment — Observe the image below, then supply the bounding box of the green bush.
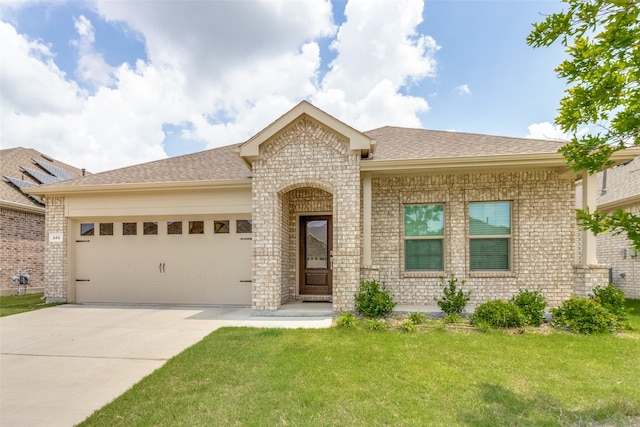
[354,280,396,318]
[336,311,357,328]
[510,289,547,326]
[399,319,417,333]
[434,274,471,316]
[406,312,427,325]
[364,318,387,331]
[442,313,462,324]
[470,299,525,329]
[551,297,617,334]
[591,284,629,328]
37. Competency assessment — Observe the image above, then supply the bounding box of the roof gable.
[238,101,374,164]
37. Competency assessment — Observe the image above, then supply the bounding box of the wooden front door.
[299,215,332,295]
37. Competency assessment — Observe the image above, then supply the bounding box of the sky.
[0,0,572,173]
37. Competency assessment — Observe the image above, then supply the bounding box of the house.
[27,102,640,310]
[576,157,640,299]
[1,148,85,295]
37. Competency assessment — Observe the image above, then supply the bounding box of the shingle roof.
[596,156,640,207]
[364,126,565,160]
[30,126,568,191]
[42,144,251,188]
[0,147,85,207]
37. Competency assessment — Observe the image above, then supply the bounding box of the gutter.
[25,178,253,197]
[0,199,45,215]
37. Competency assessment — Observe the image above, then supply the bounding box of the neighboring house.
[28,102,640,310]
[576,157,640,299]
[0,148,85,294]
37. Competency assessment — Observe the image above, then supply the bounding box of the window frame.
[468,201,512,272]
[402,204,445,272]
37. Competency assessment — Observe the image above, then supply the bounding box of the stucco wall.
[367,170,576,307]
[251,116,361,311]
[0,208,45,291]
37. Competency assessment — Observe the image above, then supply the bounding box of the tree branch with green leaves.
[528,0,640,250]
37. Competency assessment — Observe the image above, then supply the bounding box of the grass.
[80,301,640,427]
[0,292,62,317]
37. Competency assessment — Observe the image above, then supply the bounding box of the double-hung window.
[469,202,511,271]
[404,204,444,271]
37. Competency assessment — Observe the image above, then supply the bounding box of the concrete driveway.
[0,304,332,427]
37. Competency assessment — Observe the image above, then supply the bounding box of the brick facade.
[367,170,576,307]
[43,197,69,302]
[0,208,45,292]
[596,200,640,299]
[251,116,361,311]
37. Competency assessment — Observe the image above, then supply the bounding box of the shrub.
[364,318,386,331]
[354,280,396,318]
[510,290,547,326]
[591,284,629,328]
[399,319,417,333]
[551,297,617,334]
[406,312,427,325]
[470,299,525,329]
[442,313,462,324]
[336,311,357,328]
[434,274,471,316]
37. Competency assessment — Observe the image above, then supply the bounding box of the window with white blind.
[403,204,444,271]
[469,202,511,271]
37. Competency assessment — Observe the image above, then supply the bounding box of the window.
[214,220,229,234]
[167,221,182,235]
[143,222,158,235]
[236,220,252,234]
[99,223,113,236]
[189,221,204,234]
[469,202,511,271]
[80,223,94,236]
[404,204,444,271]
[123,222,137,235]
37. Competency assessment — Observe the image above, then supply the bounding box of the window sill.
[402,271,445,279]
[468,271,516,278]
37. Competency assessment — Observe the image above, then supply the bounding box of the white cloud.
[525,122,571,141]
[1,0,441,172]
[72,15,115,89]
[455,84,471,95]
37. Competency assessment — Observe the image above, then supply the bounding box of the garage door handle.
[240,280,252,283]
[159,263,166,273]
[76,279,90,282]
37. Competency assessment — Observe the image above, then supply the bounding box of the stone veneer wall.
[43,197,69,302]
[596,200,640,298]
[251,117,361,311]
[368,170,576,307]
[0,208,45,291]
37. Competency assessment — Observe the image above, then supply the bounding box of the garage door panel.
[74,219,252,305]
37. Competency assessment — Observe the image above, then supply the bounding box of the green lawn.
[80,301,640,427]
[0,292,62,317]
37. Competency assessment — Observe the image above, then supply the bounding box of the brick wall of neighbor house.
[368,170,576,307]
[0,208,45,291]
[252,117,361,311]
[597,201,640,299]
[43,197,69,302]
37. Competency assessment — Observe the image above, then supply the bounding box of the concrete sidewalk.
[0,304,333,427]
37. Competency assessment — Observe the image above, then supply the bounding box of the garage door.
[74,218,252,305]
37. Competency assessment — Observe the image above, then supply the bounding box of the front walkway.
[0,304,332,427]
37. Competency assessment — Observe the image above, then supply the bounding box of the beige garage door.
[74,218,252,305]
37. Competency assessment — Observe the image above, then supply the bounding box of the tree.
[527,0,640,250]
